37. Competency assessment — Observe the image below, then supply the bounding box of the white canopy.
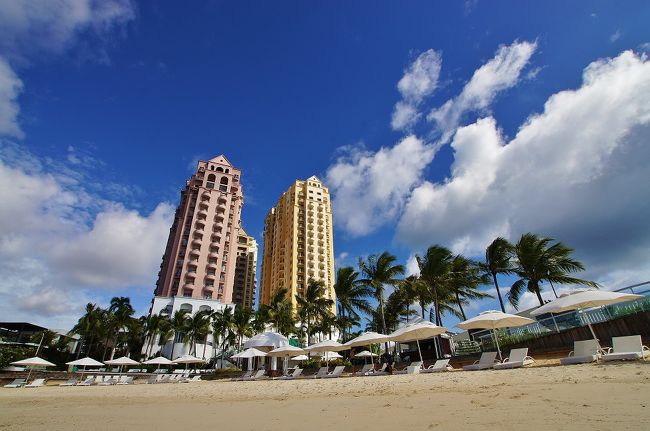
[456,310,535,330]
[243,332,289,349]
[457,311,535,360]
[267,345,305,357]
[291,355,309,361]
[354,350,378,358]
[530,289,643,316]
[66,357,104,367]
[104,356,140,366]
[11,356,55,367]
[172,354,205,364]
[304,339,346,352]
[231,348,268,359]
[342,332,389,349]
[386,321,448,343]
[312,351,343,359]
[142,356,174,365]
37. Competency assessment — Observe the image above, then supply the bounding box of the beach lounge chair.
[602,335,650,362]
[25,378,46,388]
[394,361,423,375]
[364,363,388,376]
[116,376,134,385]
[242,369,267,381]
[4,378,26,388]
[181,375,202,383]
[560,340,602,365]
[159,374,172,383]
[232,370,253,381]
[76,377,94,386]
[59,378,78,386]
[98,376,117,386]
[354,364,374,376]
[422,359,453,373]
[312,367,330,379]
[494,348,534,370]
[277,368,303,380]
[323,366,346,379]
[463,351,500,371]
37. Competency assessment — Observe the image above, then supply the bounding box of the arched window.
[199,305,211,313]
[206,174,216,189]
[220,177,229,185]
[216,167,224,172]
[225,169,230,173]
[210,165,215,170]
[180,303,193,313]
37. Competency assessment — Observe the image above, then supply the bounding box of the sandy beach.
[1,362,649,431]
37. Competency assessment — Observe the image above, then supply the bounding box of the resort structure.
[259,176,336,314]
[232,229,258,309]
[145,155,252,359]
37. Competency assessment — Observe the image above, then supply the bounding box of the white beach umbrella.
[173,354,204,370]
[386,321,448,363]
[456,311,535,360]
[312,351,343,361]
[12,356,56,384]
[304,339,346,352]
[11,357,56,367]
[231,348,268,359]
[291,354,309,361]
[243,332,289,349]
[343,332,389,366]
[66,357,104,379]
[104,356,140,375]
[142,356,173,372]
[268,345,306,371]
[530,289,643,347]
[354,350,378,358]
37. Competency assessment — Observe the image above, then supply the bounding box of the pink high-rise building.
[154,155,243,302]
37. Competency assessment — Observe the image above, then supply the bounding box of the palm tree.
[212,306,235,368]
[481,237,515,313]
[233,306,254,350]
[397,276,421,323]
[107,297,135,359]
[262,288,296,336]
[447,255,492,320]
[156,319,173,358]
[509,233,599,308]
[69,303,103,358]
[186,310,211,356]
[416,245,453,326]
[144,313,164,358]
[170,309,190,359]
[333,267,373,341]
[295,278,334,345]
[358,252,405,336]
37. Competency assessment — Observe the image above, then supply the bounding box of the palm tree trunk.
[534,283,545,306]
[492,273,506,312]
[171,333,177,360]
[455,292,466,321]
[421,302,426,319]
[202,334,208,360]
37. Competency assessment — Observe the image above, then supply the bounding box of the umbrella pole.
[416,339,423,363]
[587,322,602,350]
[493,329,502,361]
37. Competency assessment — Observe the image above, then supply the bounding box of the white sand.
[1,362,649,430]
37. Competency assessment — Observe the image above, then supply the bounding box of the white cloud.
[0,57,23,138]
[405,254,420,277]
[397,50,650,286]
[391,49,442,131]
[428,40,537,142]
[334,252,349,269]
[610,30,621,43]
[326,136,435,236]
[0,144,173,327]
[0,0,135,64]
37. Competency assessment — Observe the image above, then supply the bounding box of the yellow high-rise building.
[260,176,336,314]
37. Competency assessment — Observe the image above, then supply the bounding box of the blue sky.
[1,0,650,330]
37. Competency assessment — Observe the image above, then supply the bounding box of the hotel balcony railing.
[191,238,202,246]
[205,274,216,280]
[186,270,197,277]
[207,263,218,270]
[189,249,200,256]
[194,228,205,236]
[209,252,219,258]
[199,201,209,209]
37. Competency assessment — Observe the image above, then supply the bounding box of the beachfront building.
[232,229,258,309]
[260,176,336,315]
[145,155,252,359]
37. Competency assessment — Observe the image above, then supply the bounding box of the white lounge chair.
[561,340,602,365]
[364,363,388,376]
[602,335,650,362]
[4,378,26,388]
[242,369,266,381]
[354,364,374,376]
[116,376,134,385]
[59,378,78,386]
[493,348,534,370]
[277,368,303,380]
[25,378,46,388]
[76,377,94,386]
[323,366,346,378]
[394,361,423,375]
[98,376,117,386]
[422,359,453,373]
[312,367,330,379]
[181,375,201,383]
[232,370,252,381]
[463,351,500,371]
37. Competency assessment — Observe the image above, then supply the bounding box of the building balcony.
[205,273,216,281]
[189,249,200,256]
[198,209,208,217]
[201,190,211,198]
[209,251,220,258]
[182,284,194,290]
[186,270,197,277]
[217,203,227,212]
[199,201,209,209]
[218,196,227,204]
[214,215,224,223]
[195,220,205,229]
[194,228,205,236]
[191,238,202,246]
[207,263,218,270]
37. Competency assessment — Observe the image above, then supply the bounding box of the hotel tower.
[260,176,336,314]
[146,155,257,359]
